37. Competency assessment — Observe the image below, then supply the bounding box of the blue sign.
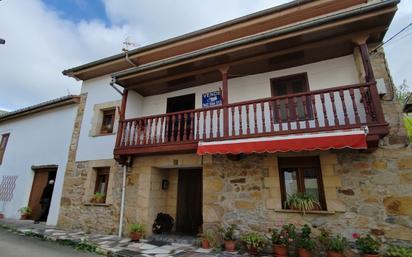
[202,90,222,107]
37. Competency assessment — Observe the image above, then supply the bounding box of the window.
[0,133,10,165]
[100,109,115,134]
[278,156,326,210]
[94,167,110,199]
[271,73,312,121]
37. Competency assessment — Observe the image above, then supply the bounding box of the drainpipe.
[118,160,129,237]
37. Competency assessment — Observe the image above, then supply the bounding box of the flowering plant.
[270,224,296,246]
[319,229,347,253]
[296,224,316,251]
[353,233,380,254]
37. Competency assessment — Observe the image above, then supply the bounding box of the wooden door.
[28,168,56,221]
[166,94,195,142]
[175,169,202,235]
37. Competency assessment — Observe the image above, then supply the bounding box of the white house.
[0,95,79,225]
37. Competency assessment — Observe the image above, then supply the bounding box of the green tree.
[395,79,410,103]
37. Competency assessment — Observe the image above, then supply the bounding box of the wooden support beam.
[220,66,230,136]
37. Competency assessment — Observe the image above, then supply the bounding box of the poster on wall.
[202,90,222,108]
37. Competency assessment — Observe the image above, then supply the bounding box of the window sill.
[84,203,111,207]
[92,132,116,137]
[274,209,335,215]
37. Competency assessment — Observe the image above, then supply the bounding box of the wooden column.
[353,36,385,124]
[219,66,230,136]
[115,89,129,148]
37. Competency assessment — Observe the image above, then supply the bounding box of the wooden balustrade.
[115,82,383,152]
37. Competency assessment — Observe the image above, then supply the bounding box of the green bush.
[354,234,380,254]
[387,245,412,257]
[129,222,144,233]
[241,232,267,251]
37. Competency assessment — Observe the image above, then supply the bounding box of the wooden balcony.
[114,82,388,157]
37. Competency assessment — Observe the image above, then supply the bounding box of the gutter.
[112,0,399,81]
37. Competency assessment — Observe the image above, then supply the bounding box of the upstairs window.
[0,133,10,165]
[100,109,115,134]
[278,156,326,210]
[271,73,312,121]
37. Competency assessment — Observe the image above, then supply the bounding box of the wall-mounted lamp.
[162,179,169,190]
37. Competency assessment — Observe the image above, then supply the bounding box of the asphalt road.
[0,228,100,257]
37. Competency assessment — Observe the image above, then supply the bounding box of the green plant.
[284,193,320,214]
[75,242,97,252]
[296,225,316,251]
[241,232,267,251]
[199,229,219,248]
[270,223,296,246]
[353,234,380,254]
[219,224,236,241]
[386,245,412,257]
[129,222,145,233]
[92,192,106,203]
[319,230,347,253]
[18,206,32,215]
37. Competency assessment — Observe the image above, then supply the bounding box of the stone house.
[58,0,412,243]
[0,95,79,225]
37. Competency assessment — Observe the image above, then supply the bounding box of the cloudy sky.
[0,0,411,111]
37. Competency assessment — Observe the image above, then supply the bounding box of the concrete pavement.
[0,228,100,257]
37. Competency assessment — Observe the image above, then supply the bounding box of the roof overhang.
[0,95,80,123]
[112,0,398,96]
[63,0,384,81]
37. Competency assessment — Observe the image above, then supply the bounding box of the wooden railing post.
[115,89,129,147]
[220,66,230,137]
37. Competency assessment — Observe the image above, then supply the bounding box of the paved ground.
[0,229,99,257]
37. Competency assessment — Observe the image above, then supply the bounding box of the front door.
[166,94,195,142]
[28,168,56,221]
[175,169,202,235]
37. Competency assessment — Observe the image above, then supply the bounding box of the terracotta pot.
[248,246,259,256]
[273,244,288,257]
[224,240,236,252]
[130,232,142,241]
[201,239,210,249]
[363,254,380,257]
[298,248,312,257]
[327,251,343,257]
[20,214,29,220]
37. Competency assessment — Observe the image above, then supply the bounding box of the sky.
[0,0,411,111]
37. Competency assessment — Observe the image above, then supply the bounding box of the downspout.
[118,159,129,237]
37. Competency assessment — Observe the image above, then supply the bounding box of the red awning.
[197,129,368,155]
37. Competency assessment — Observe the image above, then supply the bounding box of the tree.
[395,80,410,103]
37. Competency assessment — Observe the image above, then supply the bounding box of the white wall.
[76,76,122,161]
[0,104,77,225]
[129,55,359,117]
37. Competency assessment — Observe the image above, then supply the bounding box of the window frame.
[99,108,116,135]
[94,167,110,199]
[270,72,313,121]
[0,133,10,165]
[278,156,327,210]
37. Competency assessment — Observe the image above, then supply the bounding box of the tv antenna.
[122,37,139,52]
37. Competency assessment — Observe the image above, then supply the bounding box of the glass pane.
[275,82,288,96]
[296,98,305,119]
[303,168,320,202]
[292,80,305,93]
[282,168,298,200]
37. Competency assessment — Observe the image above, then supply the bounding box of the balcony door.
[166,94,195,142]
[271,73,312,122]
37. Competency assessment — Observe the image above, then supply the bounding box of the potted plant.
[386,244,412,257]
[296,225,316,257]
[219,224,237,252]
[129,222,144,241]
[241,232,267,256]
[353,234,381,257]
[284,193,320,214]
[319,230,347,257]
[19,207,32,220]
[270,223,296,257]
[199,229,215,249]
[92,192,106,204]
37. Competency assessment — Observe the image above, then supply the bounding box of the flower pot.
[224,240,236,252]
[201,239,210,249]
[327,251,343,257]
[363,254,380,257]
[20,214,29,220]
[298,248,312,257]
[0,213,4,219]
[248,246,259,256]
[273,244,288,257]
[130,232,142,241]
